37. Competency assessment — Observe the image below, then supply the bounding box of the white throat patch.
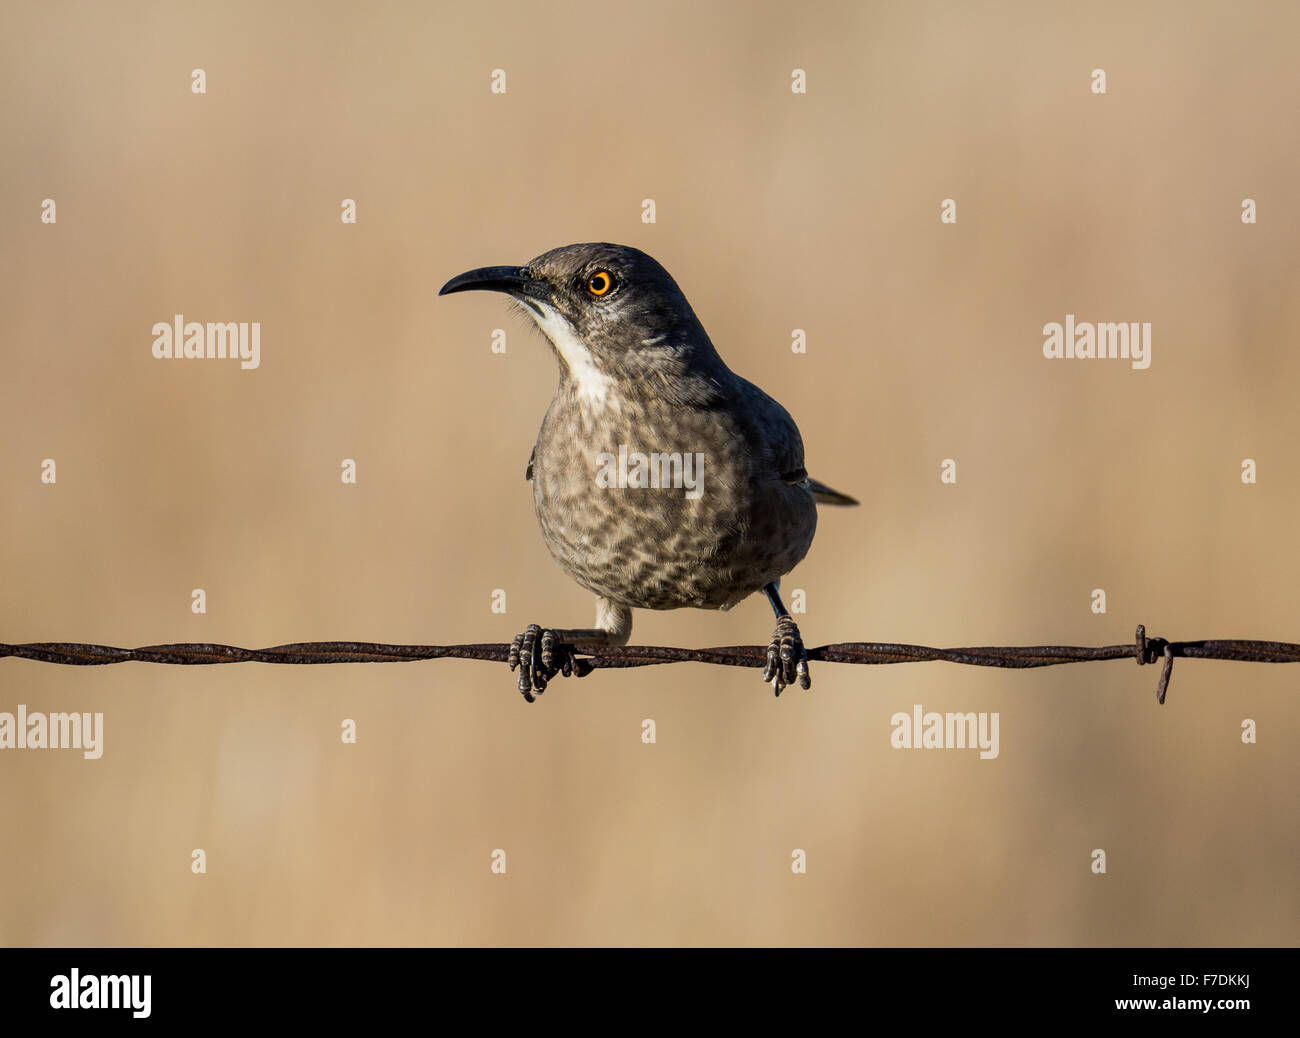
[527,302,618,415]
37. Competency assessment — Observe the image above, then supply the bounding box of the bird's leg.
[508,598,632,702]
[761,582,811,695]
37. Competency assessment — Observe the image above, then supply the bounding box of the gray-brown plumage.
[439,243,855,700]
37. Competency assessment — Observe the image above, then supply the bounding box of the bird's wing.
[728,377,807,485]
[764,398,814,491]
[732,376,856,505]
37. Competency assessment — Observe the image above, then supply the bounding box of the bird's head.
[439,243,725,406]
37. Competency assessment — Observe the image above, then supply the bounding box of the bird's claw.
[507,624,590,702]
[762,615,811,695]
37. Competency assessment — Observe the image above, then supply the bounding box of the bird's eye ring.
[587,271,614,296]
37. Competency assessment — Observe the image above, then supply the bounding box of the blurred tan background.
[1,0,1298,946]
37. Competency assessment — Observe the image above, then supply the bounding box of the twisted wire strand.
[5,626,1299,703]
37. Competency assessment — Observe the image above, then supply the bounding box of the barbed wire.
[3,626,1299,704]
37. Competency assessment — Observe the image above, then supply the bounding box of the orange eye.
[587,271,613,296]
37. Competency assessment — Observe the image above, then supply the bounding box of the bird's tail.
[808,478,858,506]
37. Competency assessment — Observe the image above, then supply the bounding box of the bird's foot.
[507,624,592,702]
[762,615,811,695]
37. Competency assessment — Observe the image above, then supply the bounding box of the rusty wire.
[3,625,1299,703]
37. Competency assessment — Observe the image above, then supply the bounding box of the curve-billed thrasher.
[440,243,855,700]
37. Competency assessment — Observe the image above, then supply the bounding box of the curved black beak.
[438,265,547,306]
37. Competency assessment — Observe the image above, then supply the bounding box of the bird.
[439,243,856,701]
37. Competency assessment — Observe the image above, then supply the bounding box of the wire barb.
[3,625,1299,702]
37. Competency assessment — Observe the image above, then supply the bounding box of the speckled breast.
[530,396,817,611]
